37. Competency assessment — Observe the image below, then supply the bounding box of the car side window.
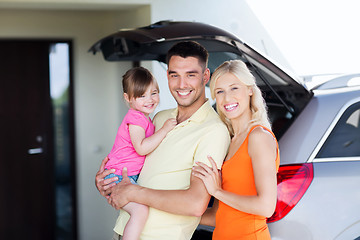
[316,102,360,158]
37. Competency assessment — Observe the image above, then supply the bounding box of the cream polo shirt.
[113,100,230,240]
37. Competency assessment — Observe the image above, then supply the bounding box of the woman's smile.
[224,103,239,111]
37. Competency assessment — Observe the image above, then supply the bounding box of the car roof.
[312,73,360,90]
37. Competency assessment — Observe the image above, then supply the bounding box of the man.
[95,41,230,240]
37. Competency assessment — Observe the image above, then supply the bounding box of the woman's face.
[213,72,252,120]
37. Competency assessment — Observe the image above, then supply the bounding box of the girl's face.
[214,72,252,120]
[126,81,160,116]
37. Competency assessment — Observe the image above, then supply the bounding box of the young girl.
[105,67,177,240]
[193,60,279,239]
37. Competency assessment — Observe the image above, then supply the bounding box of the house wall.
[0,6,151,240]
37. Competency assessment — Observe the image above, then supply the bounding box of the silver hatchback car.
[90,21,360,240]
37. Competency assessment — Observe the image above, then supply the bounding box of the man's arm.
[95,156,118,198]
[107,120,230,216]
[200,198,218,227]
[108,167,211,217]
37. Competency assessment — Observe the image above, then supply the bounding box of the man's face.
[167,56,210,108]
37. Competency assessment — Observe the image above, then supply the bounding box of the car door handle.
[28,148,43,155]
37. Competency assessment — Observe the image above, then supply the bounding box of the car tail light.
[267,163,314,223]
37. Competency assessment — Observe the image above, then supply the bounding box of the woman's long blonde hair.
[210,60,271,137]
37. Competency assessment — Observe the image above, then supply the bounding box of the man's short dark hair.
[166,41,209,69]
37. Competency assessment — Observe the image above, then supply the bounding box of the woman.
[192,60,280,239]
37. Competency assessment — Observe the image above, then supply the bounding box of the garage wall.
[0,7,150,240]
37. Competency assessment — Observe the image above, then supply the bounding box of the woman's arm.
[129,118,176,156]
[193,128,278,218]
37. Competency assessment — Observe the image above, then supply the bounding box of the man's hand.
[108,167,138,209]
[95,156,118,198]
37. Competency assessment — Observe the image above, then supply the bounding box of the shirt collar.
[170,99,212,124]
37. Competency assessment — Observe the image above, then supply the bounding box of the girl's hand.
[192,155,222,197]
[162,118,177,132]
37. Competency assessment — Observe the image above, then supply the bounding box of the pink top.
[105,109,155,176]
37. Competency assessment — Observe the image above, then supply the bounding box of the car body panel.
[269,161,360,240]
[271,86,360,240]
[279,87,360,164]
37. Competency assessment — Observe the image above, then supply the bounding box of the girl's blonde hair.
[210,60,271,137]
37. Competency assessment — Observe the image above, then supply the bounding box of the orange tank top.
[212,125,280,240]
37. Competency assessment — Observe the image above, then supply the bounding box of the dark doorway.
[0,40,77,240]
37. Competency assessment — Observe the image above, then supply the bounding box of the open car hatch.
[89,20,313,138]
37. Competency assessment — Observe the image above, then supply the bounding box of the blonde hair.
[210,60,271,137]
